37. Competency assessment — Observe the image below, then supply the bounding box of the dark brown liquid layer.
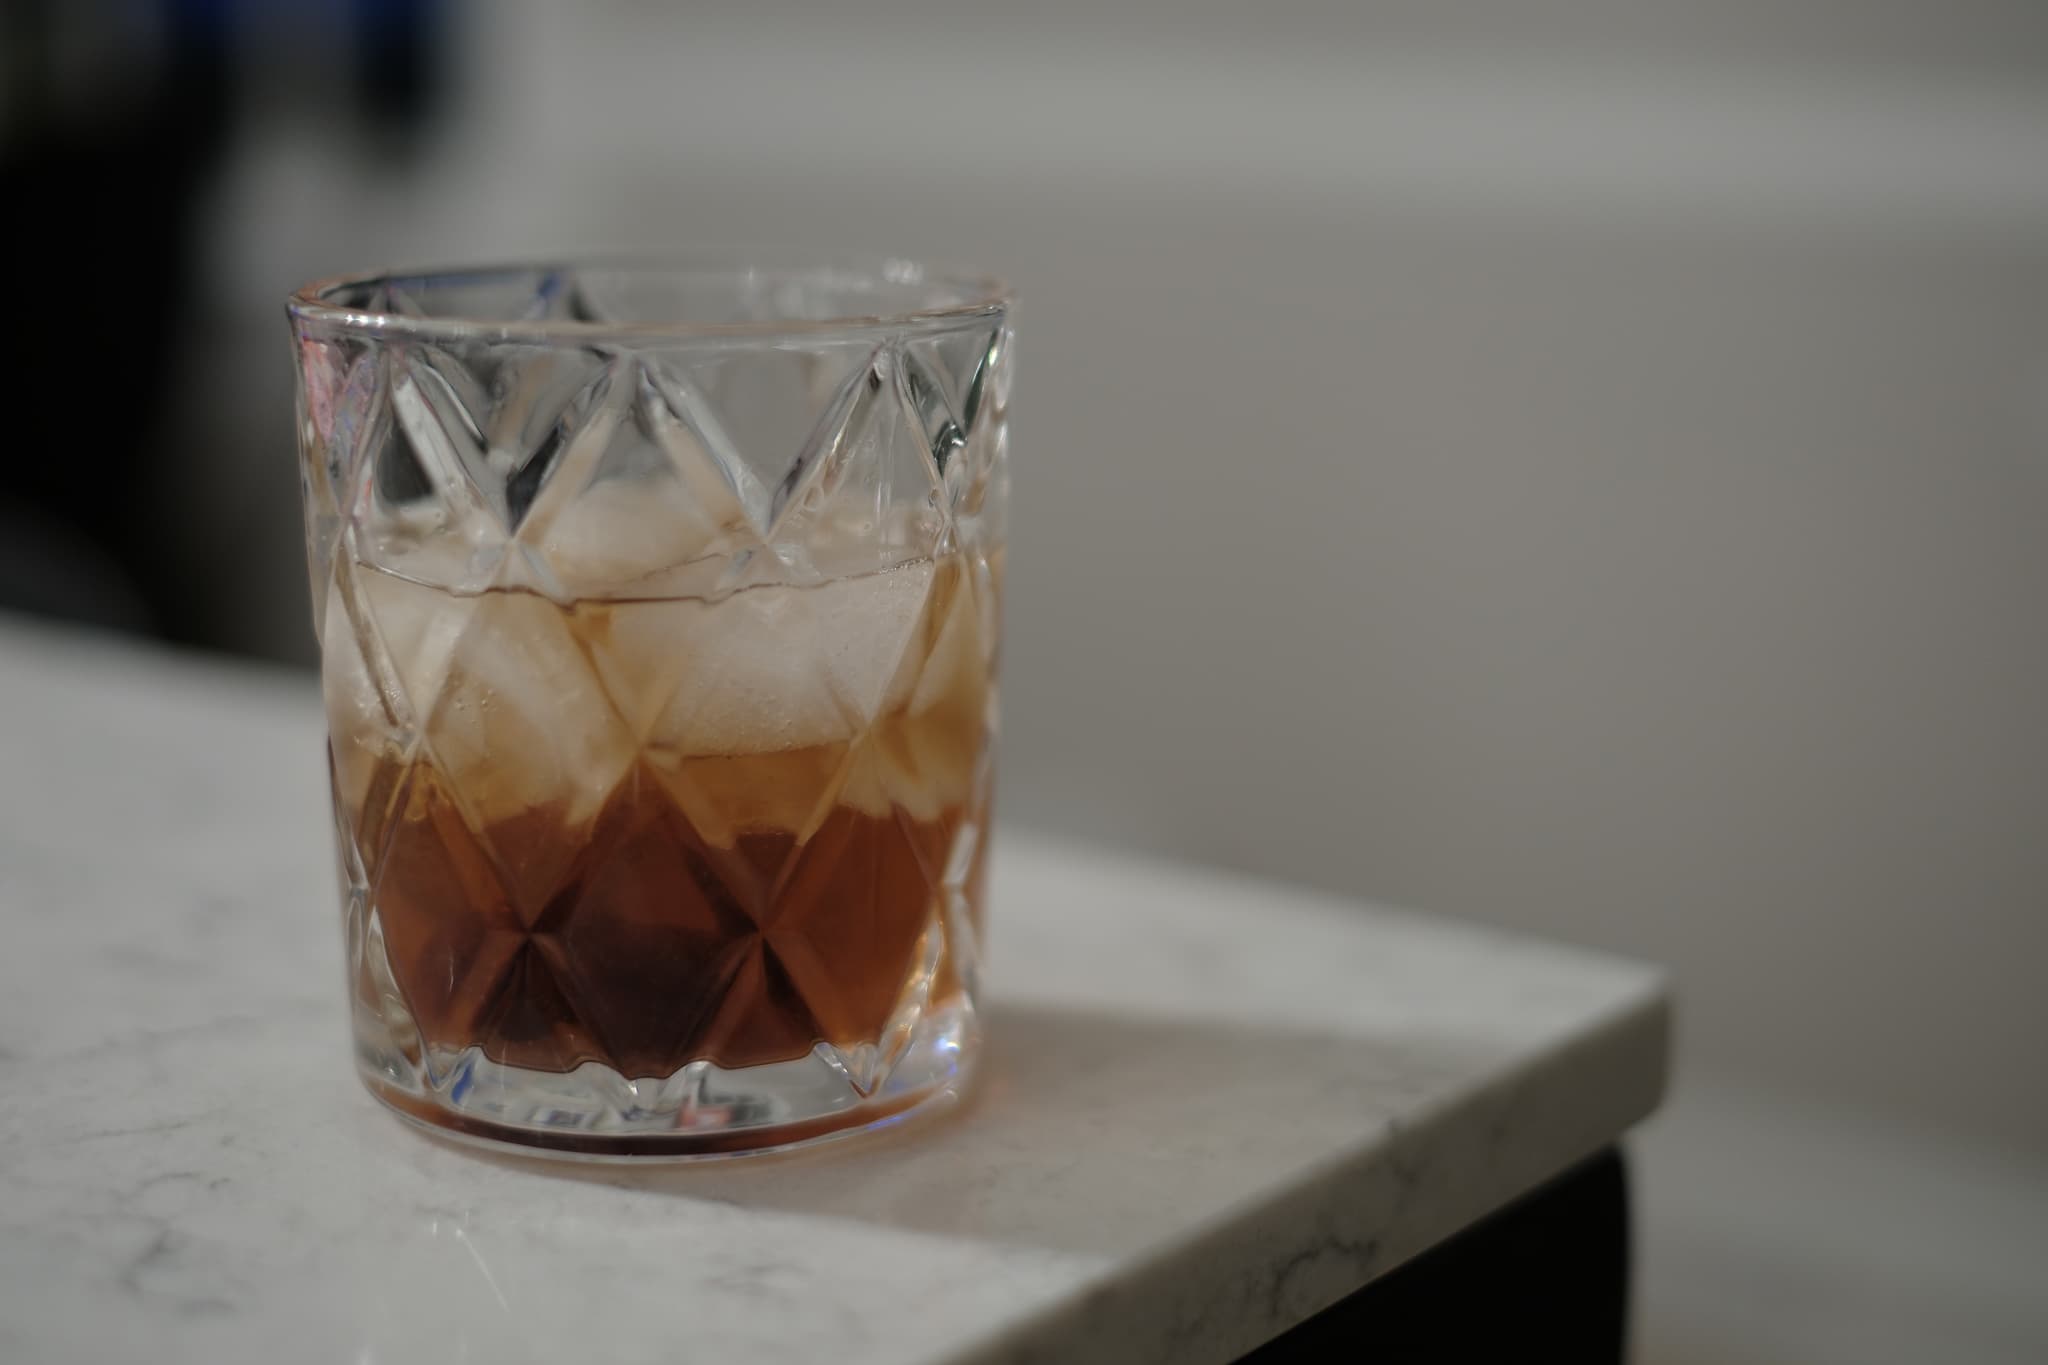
[356,752,982,1077]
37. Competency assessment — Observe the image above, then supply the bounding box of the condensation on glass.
[288,259,1010,1157]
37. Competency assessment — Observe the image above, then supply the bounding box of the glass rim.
[287,251,1012,345]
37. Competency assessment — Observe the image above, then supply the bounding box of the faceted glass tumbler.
[287,258,1010,1157]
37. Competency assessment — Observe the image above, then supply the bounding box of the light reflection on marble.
[0,624,1668,1365]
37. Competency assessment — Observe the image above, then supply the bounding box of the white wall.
[200,0,2048,1154]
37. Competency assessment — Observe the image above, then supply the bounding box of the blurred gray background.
[8,2,2048,1360]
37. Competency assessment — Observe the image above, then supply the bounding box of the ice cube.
[355,565,475,731]
[425,589,635,824]
[816,561,937,723]
[533,474,733,600]
[587,561,936,758]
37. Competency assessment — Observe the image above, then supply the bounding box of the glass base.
[355,995,978,1161]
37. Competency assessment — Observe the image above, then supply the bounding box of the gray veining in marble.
[0,618,1668,1364]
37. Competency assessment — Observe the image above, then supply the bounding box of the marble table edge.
[956,976,1671,1365]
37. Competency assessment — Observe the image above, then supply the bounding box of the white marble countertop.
[0,618,1667,1365]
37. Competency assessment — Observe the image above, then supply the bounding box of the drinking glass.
[288,257,1010,1156]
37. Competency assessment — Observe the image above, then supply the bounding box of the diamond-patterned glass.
[290,259,1010,1156]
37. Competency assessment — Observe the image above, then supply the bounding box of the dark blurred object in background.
[0,0,448,639]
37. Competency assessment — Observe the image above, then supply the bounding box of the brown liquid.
[330,554,994,1079]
